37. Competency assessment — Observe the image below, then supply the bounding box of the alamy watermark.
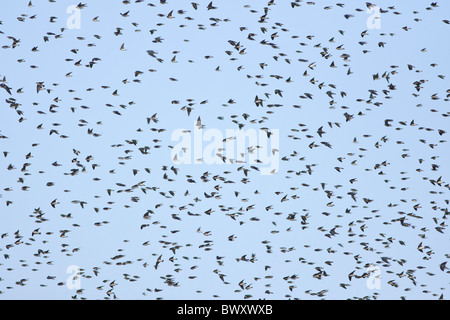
[170,122,279,175]
[66,5,81,29]
[366,265,381,290]
[66,265,81,290]
[366,5,381,29]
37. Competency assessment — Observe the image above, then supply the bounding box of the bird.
[154,255,163,270]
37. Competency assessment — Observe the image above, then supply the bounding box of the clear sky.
[0,0,449,300]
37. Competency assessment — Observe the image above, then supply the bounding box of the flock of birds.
[0,0,449,300]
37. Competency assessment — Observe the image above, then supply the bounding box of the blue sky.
[0,0,449,300]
